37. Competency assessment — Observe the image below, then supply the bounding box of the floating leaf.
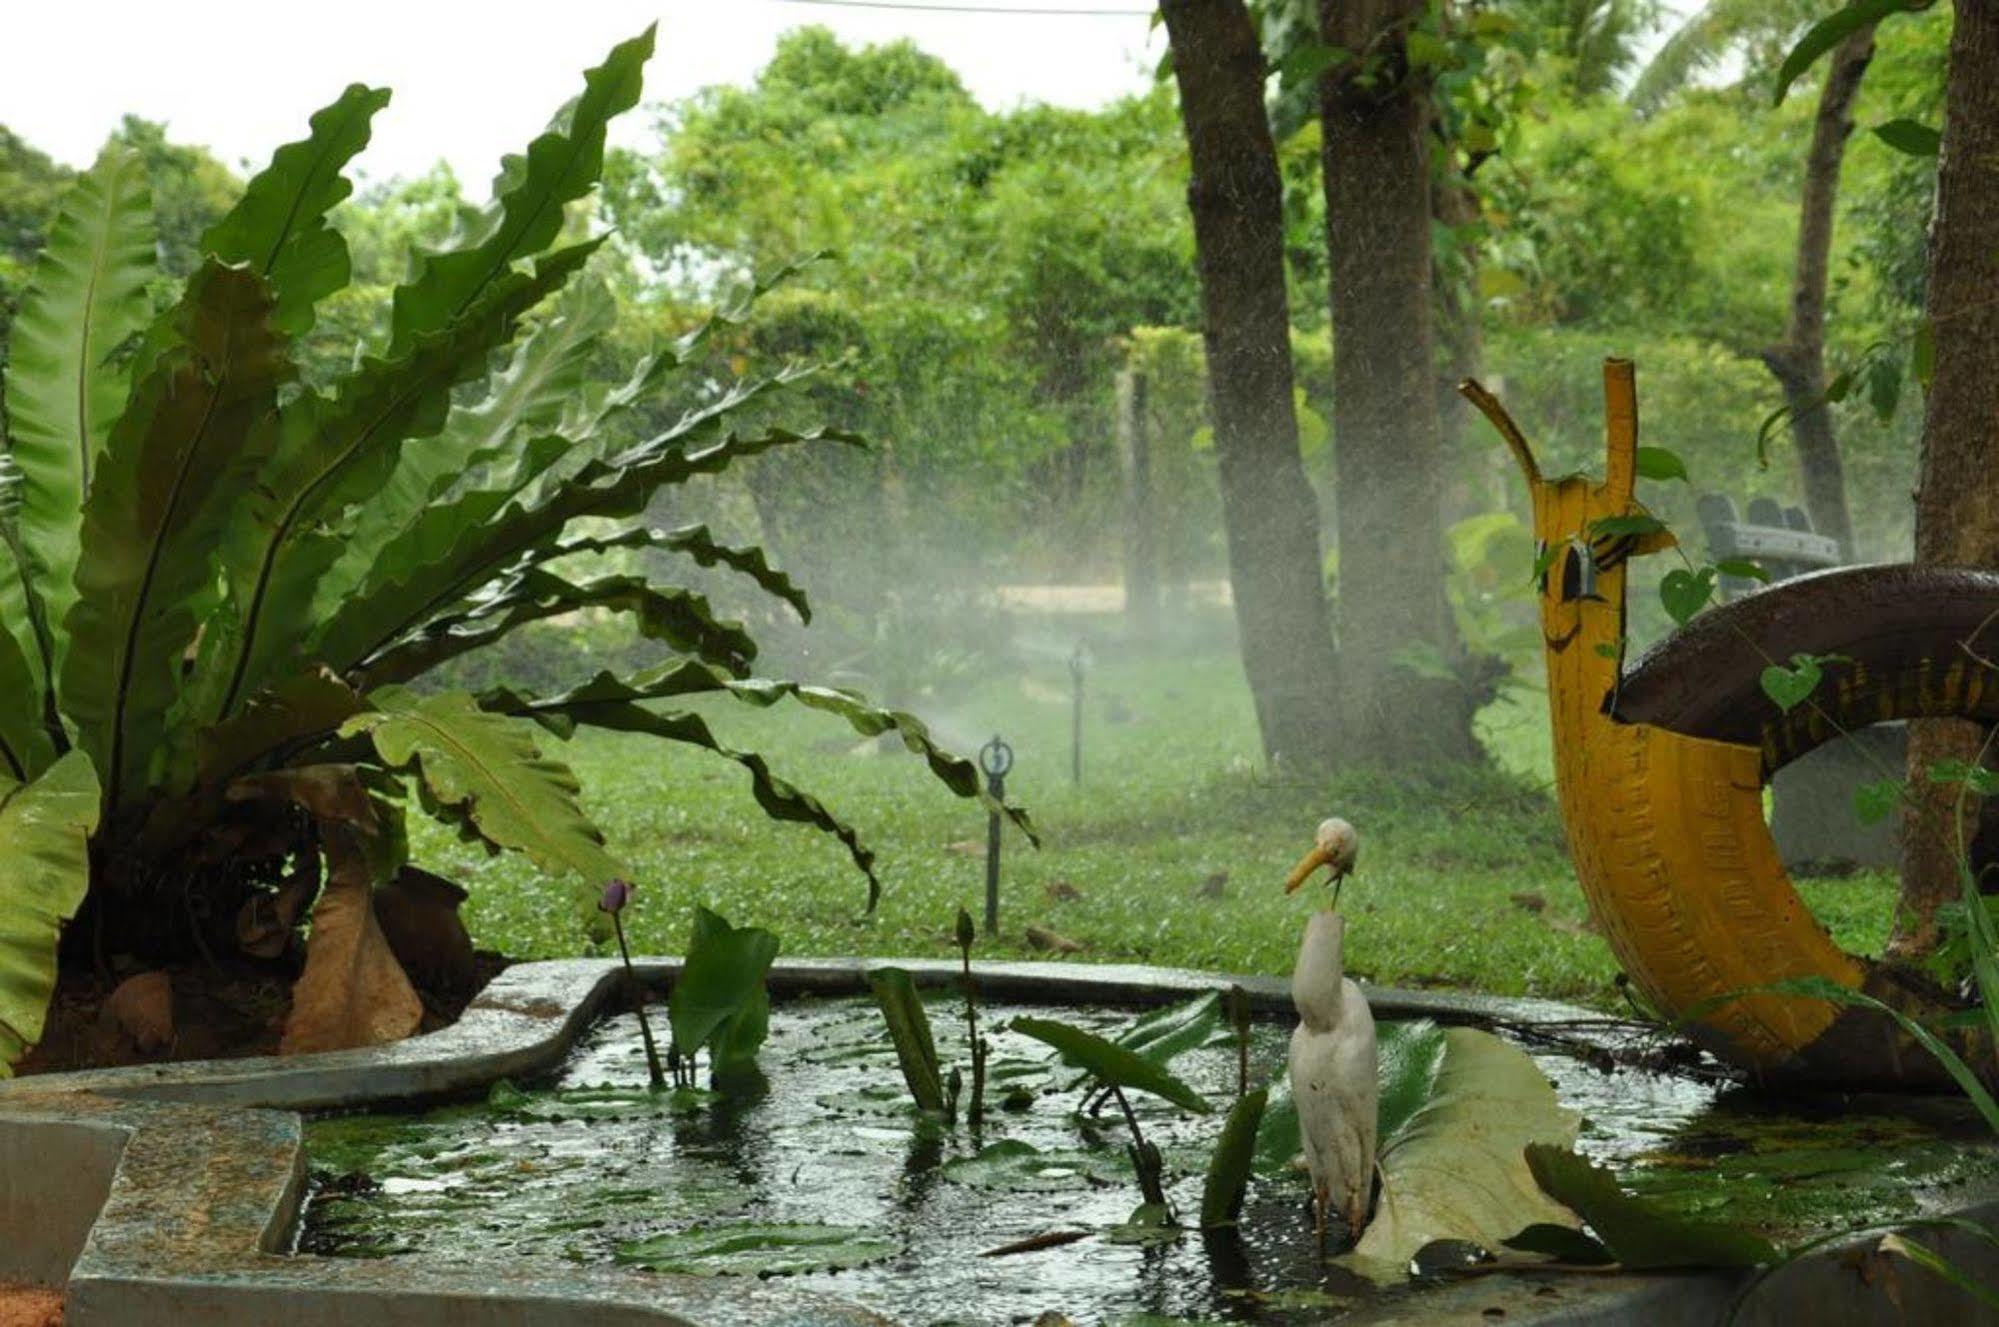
[614,1223,897,1277]
[1523,1145,1776,1269]
[1503,1222,1615,1265]
[942,1138,1126,1192]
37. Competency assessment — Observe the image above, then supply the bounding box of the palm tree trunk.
[1761,23,1875,558]
[1159,0,1343,769]
[1898,0,1999,957]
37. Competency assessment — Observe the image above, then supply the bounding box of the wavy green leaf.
[533,523,811,622]
[322,276,616,611]
[0,460,58,780]
[203,82,391,335]
[387,27,652,357]
[360,570,757,687]
[62,263,293,814]
[205,241,596,720]
[0,752,102,1074]
[343,686,621,887]
[309,394,845,675]
[4,146,155,665]
[489,658,1036,850]
[485,682,880,905]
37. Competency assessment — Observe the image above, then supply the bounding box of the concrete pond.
[2,958,1997,1325]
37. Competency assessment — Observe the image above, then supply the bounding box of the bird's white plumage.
[1289,907,1378,1245]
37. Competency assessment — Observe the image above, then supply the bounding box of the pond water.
[299,994,1995,1326]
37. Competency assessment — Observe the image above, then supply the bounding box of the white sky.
[2,1,1165,186]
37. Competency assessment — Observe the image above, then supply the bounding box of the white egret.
[1284,818,1377,1249]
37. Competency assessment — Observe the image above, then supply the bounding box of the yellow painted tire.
[1599,564,1999,1086]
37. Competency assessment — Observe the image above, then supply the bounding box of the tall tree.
[1159,0,1343,768]
[1900,0,1999,956]
[1762,25,1877,557]
[1321,0,1487,761]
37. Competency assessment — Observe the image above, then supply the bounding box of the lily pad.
[1349,1026,1582,1275]
[614,1222,898,1276]
[942,1138,1126,1192]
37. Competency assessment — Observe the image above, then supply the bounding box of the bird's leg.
[1313,1183,1329,1255]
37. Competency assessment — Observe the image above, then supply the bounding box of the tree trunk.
[1898,0,1999,957]
[1159,0,1343,769]
[1761,24,1875,559]
[1320,0,1488,763]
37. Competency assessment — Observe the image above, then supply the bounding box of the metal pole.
[1069,645,1085,786]
[979,735,1013,938]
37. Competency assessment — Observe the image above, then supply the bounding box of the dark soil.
[16,951,508,1076]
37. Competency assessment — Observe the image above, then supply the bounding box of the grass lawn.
[417,633,1898,1011]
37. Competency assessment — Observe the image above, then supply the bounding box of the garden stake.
[1225,983,1251,1101]
[979,735,1013,937]
[600,878,665,1090]
[1069,644,1085,786]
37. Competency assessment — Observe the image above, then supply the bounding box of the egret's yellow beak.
[1284,845,1335,894]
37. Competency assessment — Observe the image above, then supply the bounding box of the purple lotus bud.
[599,878,635,914]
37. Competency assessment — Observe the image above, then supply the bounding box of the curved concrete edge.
[0,1089,884,1326]
[0,957,1622,1113]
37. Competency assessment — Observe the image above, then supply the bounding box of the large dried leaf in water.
[1349,1026,1581,1275]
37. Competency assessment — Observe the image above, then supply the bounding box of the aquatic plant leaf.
[0,752,101,1073]
[1252,1064,1299,1175]
[1523,1144,1777,1269]
[868,966,945,1111]
[1255,1021,1443,1176]
[1374,1020,1448,1142]
[1012,1016,1211,1114]
[1200,1087,1268,1228]
[1503,1222,1615,1265]
[941,1139,1127,1192]
[1350,1027,1581,1276]
[668,906,778,1066]
[614,1222,897,1277]
[1118,992,1230,1064]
